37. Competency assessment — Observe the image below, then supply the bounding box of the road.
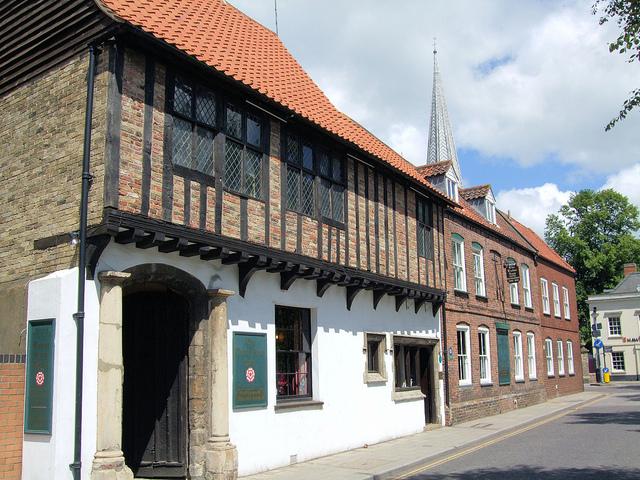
[403,383,640,480]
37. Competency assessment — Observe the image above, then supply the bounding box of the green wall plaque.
[233,332,267,409]
[25,319,55,434]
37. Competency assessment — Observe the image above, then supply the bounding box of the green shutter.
[25,319,55,434]
[497,328,511,385]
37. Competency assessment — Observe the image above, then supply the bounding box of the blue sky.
[229,0,640,234]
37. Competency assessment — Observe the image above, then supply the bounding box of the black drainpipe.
[441,304,450,408]
[70,44,97,480]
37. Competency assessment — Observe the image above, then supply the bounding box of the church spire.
[426,43,462,184]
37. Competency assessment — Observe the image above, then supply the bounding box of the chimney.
[624,263,637,276]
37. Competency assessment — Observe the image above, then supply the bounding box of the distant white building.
[589,263,640,381]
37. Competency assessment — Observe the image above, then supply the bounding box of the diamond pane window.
[195,128,214,176]
[319,151,331,177]
[172,118,192,169]
[332,185,344,222]
[245,149,262,198]
[174,78,193,118]
[416,197,433,259]
[286,166,300,211]
[247,114,261,148]
[287,135,299,164]
[320,180,331,217]
[226,106,242,139]
[302,144,313,170]
[301,173,315,216]
[332,157,342,182]
[171,77,218,177]
[196,89,216,126]
[224,140,242,192]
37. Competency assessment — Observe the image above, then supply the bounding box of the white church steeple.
[426,44,462,185]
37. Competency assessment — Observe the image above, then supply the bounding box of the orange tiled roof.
[460,184,491,201]
[96,0,451,203]
[416,161,452,177]
[507,217,575,273]
[450,197,533,251]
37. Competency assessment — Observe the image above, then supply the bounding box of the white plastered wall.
[24,241,444,477]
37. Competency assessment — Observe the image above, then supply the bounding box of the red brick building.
[508,219,584,398]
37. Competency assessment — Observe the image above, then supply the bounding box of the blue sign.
[593,338,603,349]
[603,367,609,373]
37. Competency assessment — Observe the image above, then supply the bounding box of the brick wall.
[0,49,109,353]
[534,259,584,398]
[0,358,26,480]
[443,212,547,424]
[115,46,446,292]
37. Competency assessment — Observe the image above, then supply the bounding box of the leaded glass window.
[285,133,315,217]
[171,76,217,177]
[416,197,433,259]
[222,105,265,198]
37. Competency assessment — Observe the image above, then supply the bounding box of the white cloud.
[388,123,425,165]
[496,183,573,236]
[602,163,640,207]
[231,0,640,175]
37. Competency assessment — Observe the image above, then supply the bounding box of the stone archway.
[91,264,237,480]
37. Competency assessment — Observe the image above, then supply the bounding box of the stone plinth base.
[91,450,133,480]
[205,442,238,480]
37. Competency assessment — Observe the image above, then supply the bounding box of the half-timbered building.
[0,1,454,479]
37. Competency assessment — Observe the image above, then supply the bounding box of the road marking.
[395,394,608,479]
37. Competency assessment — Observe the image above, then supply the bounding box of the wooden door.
[123,290,188,478]
[497,328,511,386]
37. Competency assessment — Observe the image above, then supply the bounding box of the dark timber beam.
[432,301,443,317]
[158,237,188,253]
[136,232,166,249]
[115,228,145,244]
[179,243,208,257]
[346,282,363,311]
[85,234,110,280]
[414,297,428,314]
[395,293,409,312]
[200,246,229,261]
[238,255,270,297]
[280,265,306,291]
[372,290,385,310]
[222,251,250,265]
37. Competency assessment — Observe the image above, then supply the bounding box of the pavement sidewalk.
[241,389,605,480]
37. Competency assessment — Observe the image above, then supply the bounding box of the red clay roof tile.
[460,184,491,201]
[506,217,575,273]
[416,161,452,177]
[96,0,451,202]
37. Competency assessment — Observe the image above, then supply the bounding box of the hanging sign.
[25,319,55,434]
[233,332,267,409]
[504,261,520,284]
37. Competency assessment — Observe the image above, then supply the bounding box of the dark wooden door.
[123,290,188,478]
[419,347,434,424]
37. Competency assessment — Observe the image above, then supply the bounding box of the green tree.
[592,0,640,130]
[545,189,640,343]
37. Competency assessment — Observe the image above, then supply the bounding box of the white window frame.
[446,177,459,202]
[557,340,565,376]
[562,286,570,319]
[509,281,519,306]
[541,278,550,315]
[611,351,625,372]
[545,338,554,376]
[608,317,622,337]
[567,340,574,375]
[472,243,486,297]
[513,331,524,381]
[521,264,532,308]
[457,325,471,386]
[552,282,561,318]
[452,235,467,292]
[527,332,537,380]
[486,199,496,224]
[478,327,491,384]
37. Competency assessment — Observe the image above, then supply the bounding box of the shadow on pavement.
[409,466,640,479]
[566,410,640,426]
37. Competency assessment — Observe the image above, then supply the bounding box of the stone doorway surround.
[90,264,238,480]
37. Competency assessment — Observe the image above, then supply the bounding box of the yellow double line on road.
[395,394,608,479]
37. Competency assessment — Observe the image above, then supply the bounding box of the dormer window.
[446,177,459,202]
[486,199,496,224]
